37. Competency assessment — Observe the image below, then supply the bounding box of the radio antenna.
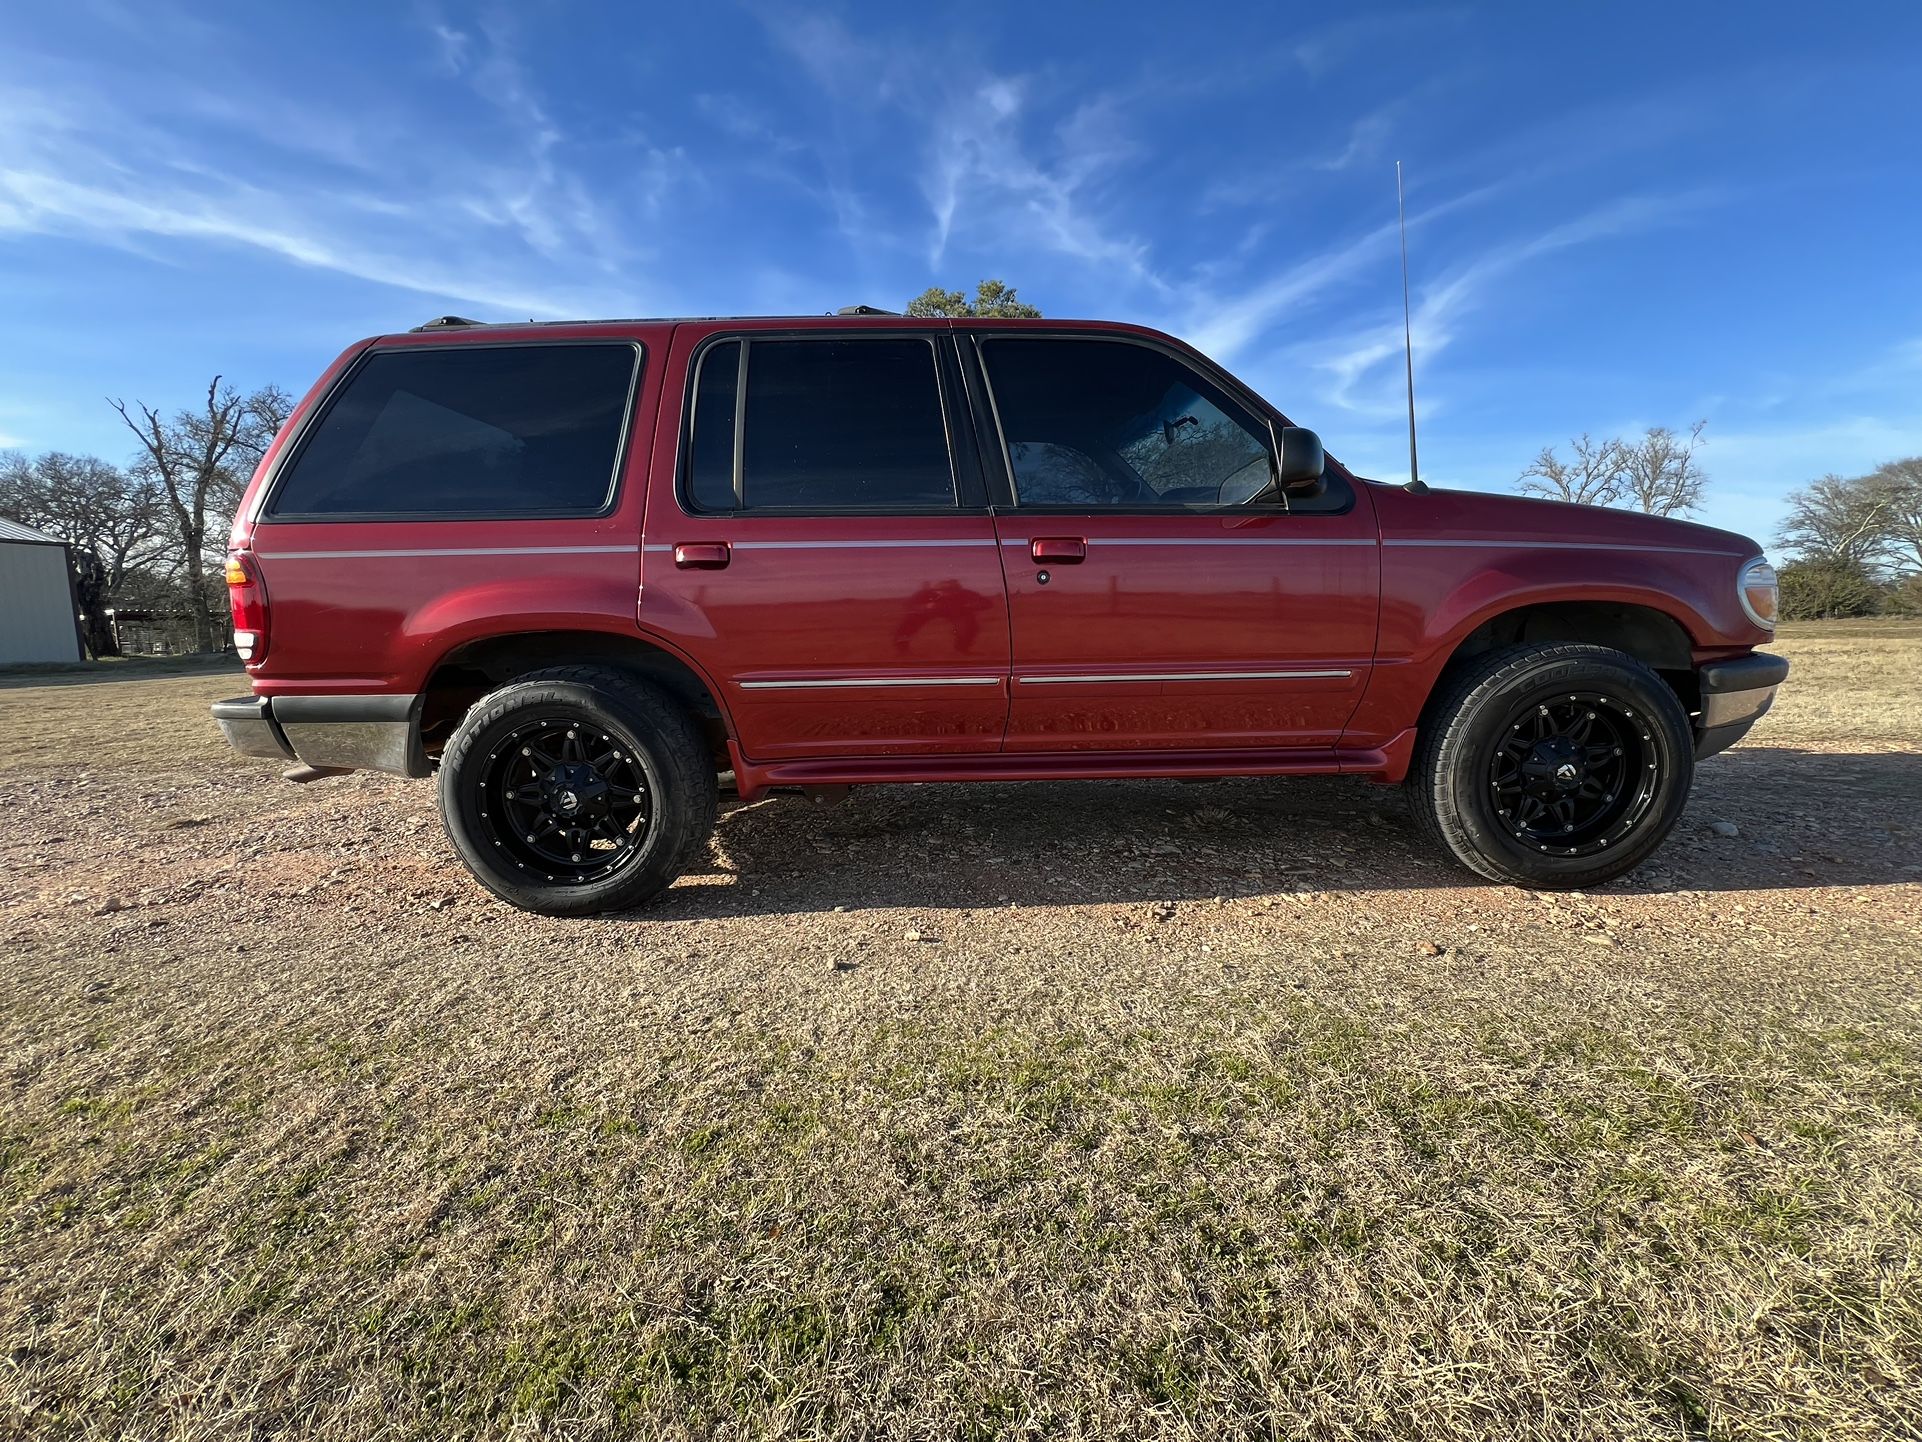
[1396,160,1426,493]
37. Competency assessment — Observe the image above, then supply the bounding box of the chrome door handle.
[673,542,730,570]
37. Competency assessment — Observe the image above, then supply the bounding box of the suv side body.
[214,313,1785,911]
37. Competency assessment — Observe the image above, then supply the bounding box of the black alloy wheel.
[438,666,717,916]
[1487,691,1660,857]
[1409,642,1695,889]
[477,717,652,883]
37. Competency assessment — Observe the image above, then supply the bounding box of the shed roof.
[0,518,67,546]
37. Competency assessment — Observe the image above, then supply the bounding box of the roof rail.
[410,315,483,331]
[834,305,899,317]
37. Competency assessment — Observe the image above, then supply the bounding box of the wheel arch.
[1421,599,1701,732]
[419,629,732,764]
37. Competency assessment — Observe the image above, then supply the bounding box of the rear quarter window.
[269,343,638,518]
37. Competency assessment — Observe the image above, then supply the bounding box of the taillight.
[225,551,268,662]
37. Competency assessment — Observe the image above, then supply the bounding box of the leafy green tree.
[1776,555,1884,620]
[905,279,1042,318]
[1884,571,1922,618]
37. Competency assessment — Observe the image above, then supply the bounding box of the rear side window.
[685,341,741,512]
[683,337,956,512]
[270,344,638,517]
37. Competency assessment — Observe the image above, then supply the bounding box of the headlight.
[1738,558,1777,630]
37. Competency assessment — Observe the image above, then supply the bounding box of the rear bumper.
[1694,651,1788,759]
[211,693,427,777]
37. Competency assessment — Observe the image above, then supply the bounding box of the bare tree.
[1619,420,1708,517]
[0,450,170,589]
[1865,458,1922,575]
[110,378,290,652]
[1,450,180,656]
[1776,472,1895,566]
[1517,433,1627,506]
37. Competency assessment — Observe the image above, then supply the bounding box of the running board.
[727,731,1416,803]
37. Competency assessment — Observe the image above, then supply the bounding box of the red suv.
[212,312,1786,915]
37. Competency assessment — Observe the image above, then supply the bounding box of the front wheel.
[1409,643,1695,889]
[437,666,717,916]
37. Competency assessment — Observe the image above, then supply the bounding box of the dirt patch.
[2,624,1918,1439]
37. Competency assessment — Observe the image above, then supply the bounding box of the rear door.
[641,324,1011,761]
[965,330,1380,752]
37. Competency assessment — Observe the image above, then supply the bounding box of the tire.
[436,666,717,916]
[1409,643,1694,889]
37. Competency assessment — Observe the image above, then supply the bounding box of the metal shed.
[0,518,85,665]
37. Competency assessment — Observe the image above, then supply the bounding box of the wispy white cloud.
[0,12,665,319]
[428,22,470,75]
[1314,104,1400,173]
[756,11,1163,293]
[922,85,1160,286]
[1308,190,1720,419]
[695,93,805,154]
[426,10,672,267]
[0,162,614,317]
[1183,178,1517,364]
[1290,9,1470,76]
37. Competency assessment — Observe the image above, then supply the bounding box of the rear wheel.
[1410,643,1694,889]
[437,666,717,916]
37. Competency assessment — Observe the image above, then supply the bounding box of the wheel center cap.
[543,761,609,820]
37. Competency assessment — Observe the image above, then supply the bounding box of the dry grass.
[2,624,1918,1439]
[1766,618,1922,743]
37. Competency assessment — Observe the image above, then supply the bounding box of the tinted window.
[686,341,740,511]
[272,344,636,516]
[685,338,955,512]
[983,339,1276,508]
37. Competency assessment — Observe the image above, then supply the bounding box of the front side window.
[982,338,1276,509]
[271,344,637,517]
[684,337,957,512]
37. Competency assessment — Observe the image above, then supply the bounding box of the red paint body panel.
[991,500,1380,751]
[225,313,1776,787]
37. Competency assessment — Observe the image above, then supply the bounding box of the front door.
[644,326,1010,761]
[967,331,1380,752]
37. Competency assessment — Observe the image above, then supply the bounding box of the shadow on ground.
[641,746,1921,918]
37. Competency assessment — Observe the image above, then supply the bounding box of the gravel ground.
[2,624,1919,1440]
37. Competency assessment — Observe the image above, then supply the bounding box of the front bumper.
[1694,651,1788,759]
[211,693,427,777]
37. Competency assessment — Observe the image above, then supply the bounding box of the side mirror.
[1276,426,1325,496]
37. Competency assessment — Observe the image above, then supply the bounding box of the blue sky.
[2,1,1919,546]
